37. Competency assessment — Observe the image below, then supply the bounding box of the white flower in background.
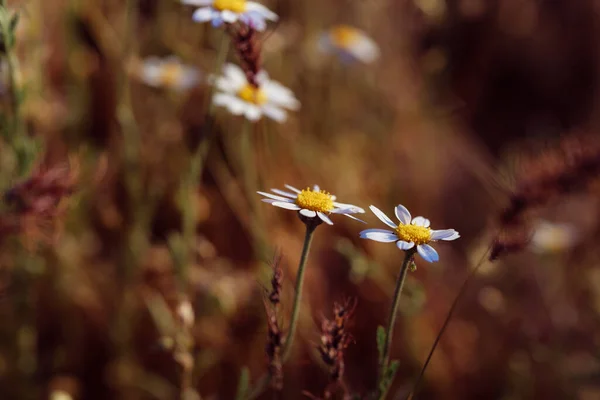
[530,220,579,254]
[319,25,380,64]
[181,0,277,31]
[258,184,365,225]
[359,205,459,263]
[138,56,201,91]
[212,63,300,122]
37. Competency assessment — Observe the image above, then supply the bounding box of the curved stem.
[282,224,316,362]
[376,249,415,400]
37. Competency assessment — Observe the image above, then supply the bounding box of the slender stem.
[405,243,493,400]
[376,249,415,400]
[246,223,317,400]
[282,223,316,362]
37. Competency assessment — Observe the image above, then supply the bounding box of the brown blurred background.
[1,0,600,399]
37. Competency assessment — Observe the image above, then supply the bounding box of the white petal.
[271,201,301,210]
[244,104,262,121]
[239,12,267,31]
[317,212,333,225]
[430,229,460,241]
[347,36,380,63]
[245,2,278,20]
[333,202,365,214]
[412,216,430,227]
[220,10,239,22]
[211,14,224,26]
[192,7,215,23]
[343,213,366,223]
[313,185,320,192]
[394,205,411,224]
[263,81,301,110]
[359,229,397,242]
[396,240,415,250]
[284,184,301,193]
[181,0,213,6]
[299,209,316,218]
[369,205,397,229]
[139,62,162,86]
[261,104,288,122]
[213,93,246,115]
[270,189,297,199]
[257,191,292,202]
[417,244,439,263]
[222,63,247,87]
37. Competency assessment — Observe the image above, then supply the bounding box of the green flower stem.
[246,222,317,400]
[376,248,415,400]
[282,223,317,362]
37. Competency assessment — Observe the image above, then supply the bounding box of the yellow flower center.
[213,0,246,13]
[395,224,431,245]
[295,188,335,213]
[158,63,183,87]
[238,83,267,104]
[330,25,360,48]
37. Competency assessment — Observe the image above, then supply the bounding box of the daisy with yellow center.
[360,204,459,263]
[212,63,300,122]
[181,0,277,31]
[319,24,380,64]
[258,184,365,225]
[138,56,201,91]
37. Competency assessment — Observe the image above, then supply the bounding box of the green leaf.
[376,325,386,364]
[379,359,400,394]
[9,12,18,33]
[235,367,250,400]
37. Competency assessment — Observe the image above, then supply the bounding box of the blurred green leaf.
[235,367,250,400]
[376,325,386,365]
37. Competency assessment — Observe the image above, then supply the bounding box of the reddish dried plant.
[228,23,262,87]
[264,252,284,391]
[0,163,76,245]
[313,298,357,399]
[491,133,600,260]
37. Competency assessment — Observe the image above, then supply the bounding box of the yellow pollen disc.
[330,25,360,48]
[395,224,431,245]
[295,188,335,213]
[158,63,183,87]
[238,84,267,104]
[213,0,246,13]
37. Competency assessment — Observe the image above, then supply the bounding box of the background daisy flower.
[181,0,278,31]
[258,184,365,225]
[137,56,201,91]
[319,25,380,64]
[212,63,300,122]
[360,204,459,262]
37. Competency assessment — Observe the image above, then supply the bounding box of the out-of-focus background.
[1,0,600,399]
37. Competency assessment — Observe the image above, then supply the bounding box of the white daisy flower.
[212,63,300,122]
[181,0,278,31]
[530,220,579,254]
[319,25,380,64]
[359,205,459,263]
[138,56,201,91]
[257,184,365,225]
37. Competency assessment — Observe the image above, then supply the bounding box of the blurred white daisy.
[212,63,300,122]
[138,56,201,91]
[258,184,365,225]
[530,220,579,254]
[181,0,277,31]
[360,205,459,263]
[319,25,380,64]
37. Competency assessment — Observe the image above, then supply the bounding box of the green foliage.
[235,367,250,400]
[378,359,400,395]
[376,325,386,365]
